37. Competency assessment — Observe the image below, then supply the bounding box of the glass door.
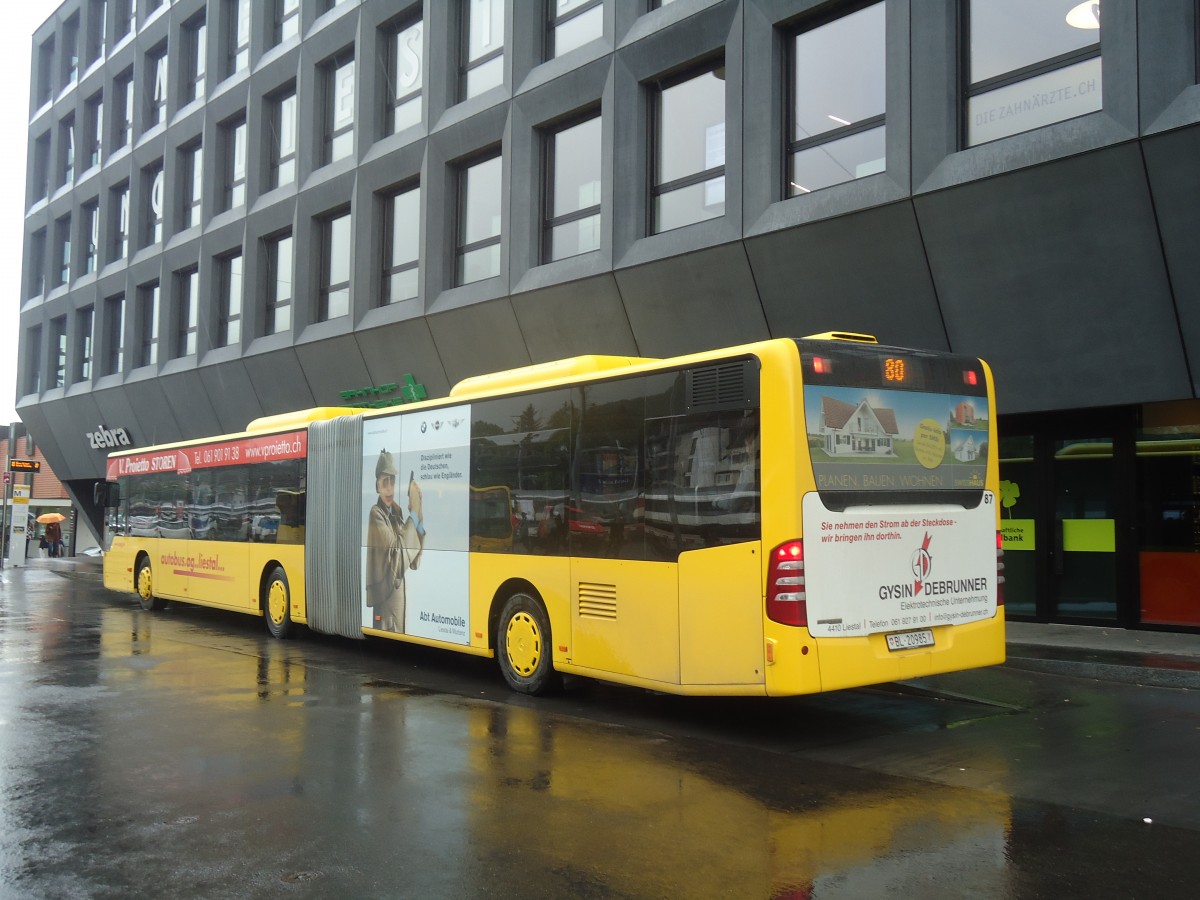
[1051,436,1118,621]
[1000,409,1136,625]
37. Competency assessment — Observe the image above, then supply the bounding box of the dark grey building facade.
[15,0,1200,631]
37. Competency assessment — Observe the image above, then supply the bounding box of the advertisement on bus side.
[801,492,998,638]
[361,404,471,644]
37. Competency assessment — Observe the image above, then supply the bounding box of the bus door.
[570,378,682,683]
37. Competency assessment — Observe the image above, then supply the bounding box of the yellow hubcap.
[268,580,288,625]
[138,568,152,601]
[505,611,541,677]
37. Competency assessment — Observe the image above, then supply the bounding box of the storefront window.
[1136,405,1200,627]
[999,434,1035,616]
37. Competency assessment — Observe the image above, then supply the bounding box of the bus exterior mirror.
[94,482,119,507]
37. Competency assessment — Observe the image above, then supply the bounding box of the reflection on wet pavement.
[3,568,1200,897]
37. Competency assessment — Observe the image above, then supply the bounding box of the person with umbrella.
[37,513,66,558]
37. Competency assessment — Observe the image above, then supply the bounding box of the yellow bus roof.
[449,355,658,399]
[245,407,364,433]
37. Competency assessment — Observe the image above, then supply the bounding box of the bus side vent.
[305,415,366,640]
[578,582,618,620]
[686,360,757,412]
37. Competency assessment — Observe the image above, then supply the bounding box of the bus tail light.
[996,531,1005,607]
[767,540,807,626]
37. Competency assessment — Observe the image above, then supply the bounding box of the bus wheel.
[264,566,293,640]
[497,593,560,696]
[135,558,164,611]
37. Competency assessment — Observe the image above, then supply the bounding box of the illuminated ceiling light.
[790,182,810,194]
[827,114,851,126]
[1066,1,1100,29]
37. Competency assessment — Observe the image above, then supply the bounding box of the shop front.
[999,402,1200,630]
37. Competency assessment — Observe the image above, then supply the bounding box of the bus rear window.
[797,341,989,505]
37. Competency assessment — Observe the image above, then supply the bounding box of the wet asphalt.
[2,560,1200,899]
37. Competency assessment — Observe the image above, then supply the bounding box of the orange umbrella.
[36,512,66,524]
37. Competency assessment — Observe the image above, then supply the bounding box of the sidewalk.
[1005,620,1200,688]
[8,557,1200,687]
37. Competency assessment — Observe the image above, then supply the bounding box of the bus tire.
[264,565,293,640]
[135,557,164,611]
[497,592,560,696]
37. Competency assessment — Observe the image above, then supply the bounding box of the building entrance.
[999,409,1137,626]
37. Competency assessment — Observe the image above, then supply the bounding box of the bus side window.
[644,409,760,560]
[571,376,646,561]
[470,390,572,556]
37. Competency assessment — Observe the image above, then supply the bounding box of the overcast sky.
[2,2,67,427]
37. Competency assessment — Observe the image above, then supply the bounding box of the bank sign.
[801,492,998,638]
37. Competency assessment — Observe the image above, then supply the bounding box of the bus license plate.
[886,630,934,651]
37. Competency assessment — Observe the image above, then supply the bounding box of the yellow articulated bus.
[96,334,1004,696]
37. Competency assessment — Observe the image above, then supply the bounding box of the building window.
[225,0,251,78]
[61,14,80,89]
[109,181,130,262]
[788,2,886,196]
[383,15,423,134]
[77,305,94,382]
[966,0,1102,146]
[58,115,75,188]
[32,132,50,201]
[54,214,72,287]
[265,232,293,334]
[275,0,300,45]
[176,267,200,357]
[651,62,725,234]
[323,50,356,165]
[84,92,103,170]
[25,326,42,395]
[35,38,54,108]
[221,114,247,210]
[462,0,505,100]
[137,281,160,368]
[114,68,134,150]
[82,200,99,275]
[382,184,420,305]
[114,0,135,41]
[544,112,601,261]
[182,14,207,105]
[104,294,125,375]
[548,0,602,59]
[269,87,297,188]
[219,253,243,346]
[86,0,106,64]
[456,152,502,285]
[27,229,46,299]
[51,317,67,389]
[319,211,351,320]
[146,42,168,129]
[181,141,203,229]
[142,160,164,248]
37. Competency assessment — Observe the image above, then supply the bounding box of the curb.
[1005,644,1200,690]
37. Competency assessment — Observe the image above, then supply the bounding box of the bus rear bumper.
[766,610,1006,696]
